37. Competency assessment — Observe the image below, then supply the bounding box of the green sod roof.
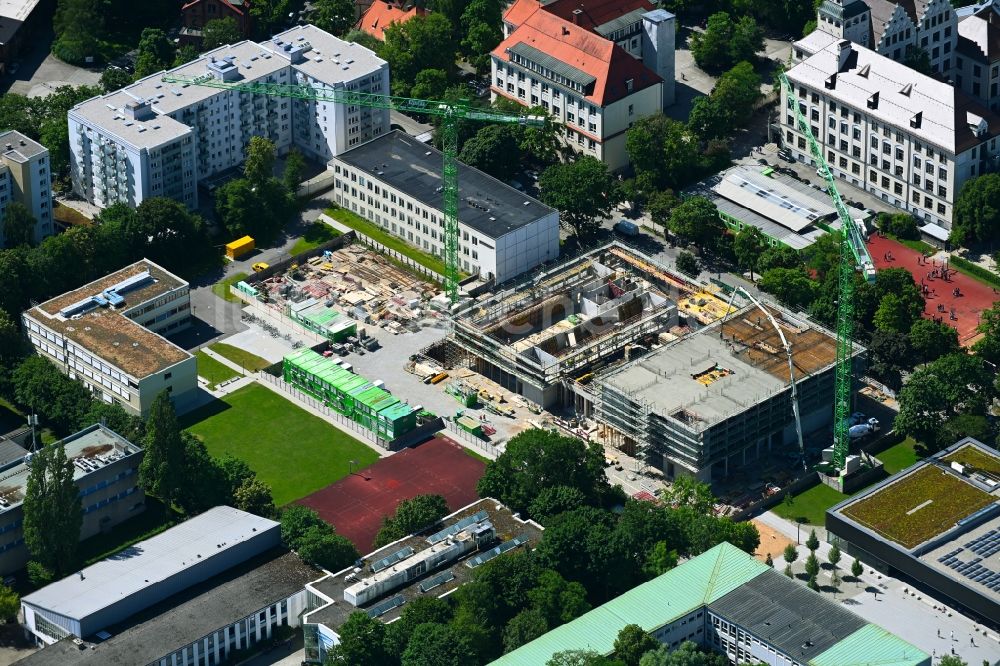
[808,624,929,666]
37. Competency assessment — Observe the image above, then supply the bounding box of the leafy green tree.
[459,125,521,181]
[783,544,797,578]
[374,494,449,547]
[675,251,699,276]
[804,552,820,578]
[127,198,214,270]
[283,148,306,194]
[807,574,820,591]
[626,115,699,190]
[639,641,727,666]
[691,13,763,73]
[756,245,801,273]
[232,477,276,517]
[867,329,911,391]
[758,268,815,308]
[174,44,201,67]
[411,68,449,100]
[549,649,626,666]
[313,0,355,35]
[460,0,502,70]
[134,28,175,78]
[296,525,359,571]
[202,17,242,50]
[669,197,723,250]
[973,300,1000,364]
[245,136,277,187]
[876,212,920,240]
[941,413,993,448]
[951,173,1000,247]
[52,0,104,64]
[343,28,382,51]
[851,557,863,584]
[664,475,715,515]
[476,429,609,516]
[382,14,456,96]
[874,293,920,334]
[384,596,453,656]
[733,226,766,279]
[100,67,133,93]
[937,654,967,666]
[138,390,186,508]
[528,485,588,525]
[711,61,761,128]
[614,624,658,666]
[806,529,819,552]
[401,622,477,666]
[0,309,25,367]
[527,568,590,626]
[503,607,549,653]
[12,356,92,435]
[687,96,730,141]
[828,543,841,570]
[533,506,631,598]
[24,441,82,580]
[908,319,958,364]
[280,505,327,549]
[643,541,679,578]
[539,157,621,239]
[176,434,229,514]
[2,201,35,248]
[328,611,391,664]
[646,190,679,229]
[903,45,933,76]
[0,584,18,622]
[250,0,305,37]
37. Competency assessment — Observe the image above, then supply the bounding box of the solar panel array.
[965,529,1000,558]
[730,173,823,221]
[418,571,456,593]
[426,510,489,544]
[937,544,1000,591]
[464,535,526,569]
[366,594,405,618]
[371,546,415,573]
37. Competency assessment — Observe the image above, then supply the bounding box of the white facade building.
[330,131,560,285]
[22,260,197,416]
[68,24,389,210]
[783,37,1000,231]
[0,130,52,246]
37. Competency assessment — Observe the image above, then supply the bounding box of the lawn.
[196,350,241,389]
[290,221,341,256]
[208,342,271,372]
[885,232,934,255]
[877,437,920,475]
[772,483,849,526]
[212,271,249,303]
[942,443,1000,476]
[842,465,995,549]
[325,206,452,278]
[181,383,379,505]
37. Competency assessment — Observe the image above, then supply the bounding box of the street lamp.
[349,459,357,475]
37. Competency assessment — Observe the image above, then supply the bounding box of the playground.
[867,234,998,345]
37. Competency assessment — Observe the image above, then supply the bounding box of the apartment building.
[492,0,673,170]
[816,0,957,75]
[22,260,197,416]
[330,131,559,284]
[0,130,52,247]
[68,24,389,210]
[783,37,1000,231]
[0,424,144,576]
[955,0,1000,112]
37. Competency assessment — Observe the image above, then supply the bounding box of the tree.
[733,226,766,279]
[476,429,609,516]
[382,14,456,96]
[691,12,763,74]
[527,569,590,626]
[459,125,521,181]
[0,309,25,366]
[127,198,213,270]
[669,197,723,250]
[687,96,730,142]
[710,62,762,129]
[202,17,242,50]
[626,115,699,191]
[245,136,277,187]
[283,148,305,194]
[908,319,958,364]
[12,356,92,435]
[643,541,679,578]
[646,190,679,229]
[23,441,82,581]
[903,45,933,76]
[100,67,133,93]
[758,268,815,308]
[313,0,355,35]
[951,173,1000,247]
[851,557,863,584]
[52,0,104,65]
[675,251,699,276]
[765,553,773,567]
[177,434,229,514]
[343,28,382,51]
[804,552,820,579]
[807,574,819,591]
[874,293,920,334]
[937,655,967,666]
[232,477,276,517]
[411,68,449,101]
[805,529,819,552]
[374,494,449,547]
[328,611,390,664]
[134,28,175,78]
[973,300,1000,364]
[401,622,478,666]
[549,650,626,666]
[876,212,920,240]
[503,607,549,653]
[138,390,186,508]
[783,543,797,578]
[296,525,359,571]
[383,596,453,656]
[2,201,35,248]
[639,641,727,666]
[828,543,841,571]
[174,44,200,67]
[0,584,18,622]
[614,624,658,666]
[280,505,327,549]
[539,157,621,239]
[528,485,588,525]
[250,0,306,37]
[756,245,802,273]
[460,0,502,70]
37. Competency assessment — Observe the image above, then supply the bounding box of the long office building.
[782,33,1000,233]
[0,130,52,247]
[68,24,389,210]
[330,130,560,285]
[22,260,197,416]
[495,541,930,666]
[0,424,144,575]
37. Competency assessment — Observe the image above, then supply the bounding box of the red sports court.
[297,436,486,552]
[867,234,998,345]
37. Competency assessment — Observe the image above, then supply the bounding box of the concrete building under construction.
[597,303,862,482]
[440,244,701,410]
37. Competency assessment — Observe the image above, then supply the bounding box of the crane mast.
[779,71,876,477]
[161,74,544,302]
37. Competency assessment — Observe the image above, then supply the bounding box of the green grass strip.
[325,207,454,278]
[196,350,241,389]
[208,343,272,372]
[291,221,341,255]
[212,271,249,303]
[948,256,1000,289]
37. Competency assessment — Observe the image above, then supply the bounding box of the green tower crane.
[779,71,876,477]
[161,73,545,302]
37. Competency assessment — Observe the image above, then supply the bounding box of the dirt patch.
[751,518,795,563]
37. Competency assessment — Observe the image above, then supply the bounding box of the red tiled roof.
[181,0,245,17]
[502,0,541,28]
[542,0,655,32]
[356,0,427,41]
[492,9,661,106]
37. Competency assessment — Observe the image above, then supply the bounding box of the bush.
[950,256,1000,289]
[877,213,920,240]
[675,251,699,277]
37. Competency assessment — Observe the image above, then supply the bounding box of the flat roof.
[0,424,141,514]
[0,0,40,22]
[266,24,387,83]
[601,305,840,430]
[334,131,556,239]
[21,506,280,624]
[713,166,836,233]
[26,260,191,379]
[14,551,317,666]
[0,130,47,162]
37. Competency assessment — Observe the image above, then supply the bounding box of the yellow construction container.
[225,236,255,260]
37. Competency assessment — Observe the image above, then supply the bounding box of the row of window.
[82,485,139,514]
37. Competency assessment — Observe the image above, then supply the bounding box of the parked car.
[614,219,640,236]
[252,262,269,272]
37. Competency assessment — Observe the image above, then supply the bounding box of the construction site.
[420,243,734,412]
[596,302,860,484]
